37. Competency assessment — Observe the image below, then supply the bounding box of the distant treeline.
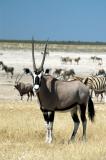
[0,39,106,45]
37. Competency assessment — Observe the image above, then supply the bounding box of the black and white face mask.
[33,71,43,92]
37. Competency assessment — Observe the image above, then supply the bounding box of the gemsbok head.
[23,38,95,143]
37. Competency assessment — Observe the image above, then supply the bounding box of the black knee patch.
[72,114,80,123]
[43,111,55,123]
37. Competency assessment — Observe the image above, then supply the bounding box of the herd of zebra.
[0,53,106,102]
[61,56,81,65]
[61,55,102,65]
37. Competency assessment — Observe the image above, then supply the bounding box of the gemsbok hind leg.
[79,104,87,141]
[68,107,80,143]
[27,93,30,101]
[43,111,55,143]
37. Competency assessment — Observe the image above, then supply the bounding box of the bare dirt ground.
[0,49,106,160]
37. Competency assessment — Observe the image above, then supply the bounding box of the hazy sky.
[0,0,106,41]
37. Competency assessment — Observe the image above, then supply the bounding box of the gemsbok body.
[14,74,34,101]
[23,39,95,143]
[14,82,34,101]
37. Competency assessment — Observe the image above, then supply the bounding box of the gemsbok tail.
[88,96,95,122]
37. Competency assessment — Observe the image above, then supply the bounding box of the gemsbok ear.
[23,68,31,74]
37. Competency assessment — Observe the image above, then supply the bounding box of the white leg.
[43,111,54,143]
[104,94,106,103]
[45,122,53,143]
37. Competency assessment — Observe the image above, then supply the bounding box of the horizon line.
[0,39,106,45]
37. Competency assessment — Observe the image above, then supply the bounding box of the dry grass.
[1,44,106,160]
[0,100,106,160]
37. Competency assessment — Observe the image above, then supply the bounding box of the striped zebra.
[69,75,106,102]
[68,75,85,82]
[64,75,106,102]
[83,76,106,102]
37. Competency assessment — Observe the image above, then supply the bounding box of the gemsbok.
[23,39,95,143]
[14,74,34,101]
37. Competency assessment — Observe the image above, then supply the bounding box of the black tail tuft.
[88,96,95,122]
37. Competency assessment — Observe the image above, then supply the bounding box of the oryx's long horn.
[40,43,48,70]
[17,73,25,83]
[15,74,21,83]
[32,37,36,71]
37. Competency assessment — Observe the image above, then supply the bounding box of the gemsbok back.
[24,38,95,143]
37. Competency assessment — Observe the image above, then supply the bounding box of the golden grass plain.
[0,100,106,160]
[0,46,106,159]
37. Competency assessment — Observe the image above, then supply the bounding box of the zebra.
[68,75,84,82]
[68,75,106,102]
[83,76,106,102]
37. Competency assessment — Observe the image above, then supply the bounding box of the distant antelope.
[61,69,75,80]
[53,68,62,77]
[14,74,34,101]
[90,56,96,62]
[0,61,3,65]
[74,57,81,65]
[69,58,72,64]
[95,57,102,63]
[23,38,95,143]
[61,56,69,64]
[1,62,14,78]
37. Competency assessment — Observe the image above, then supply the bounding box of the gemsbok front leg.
[43,111,55,143]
